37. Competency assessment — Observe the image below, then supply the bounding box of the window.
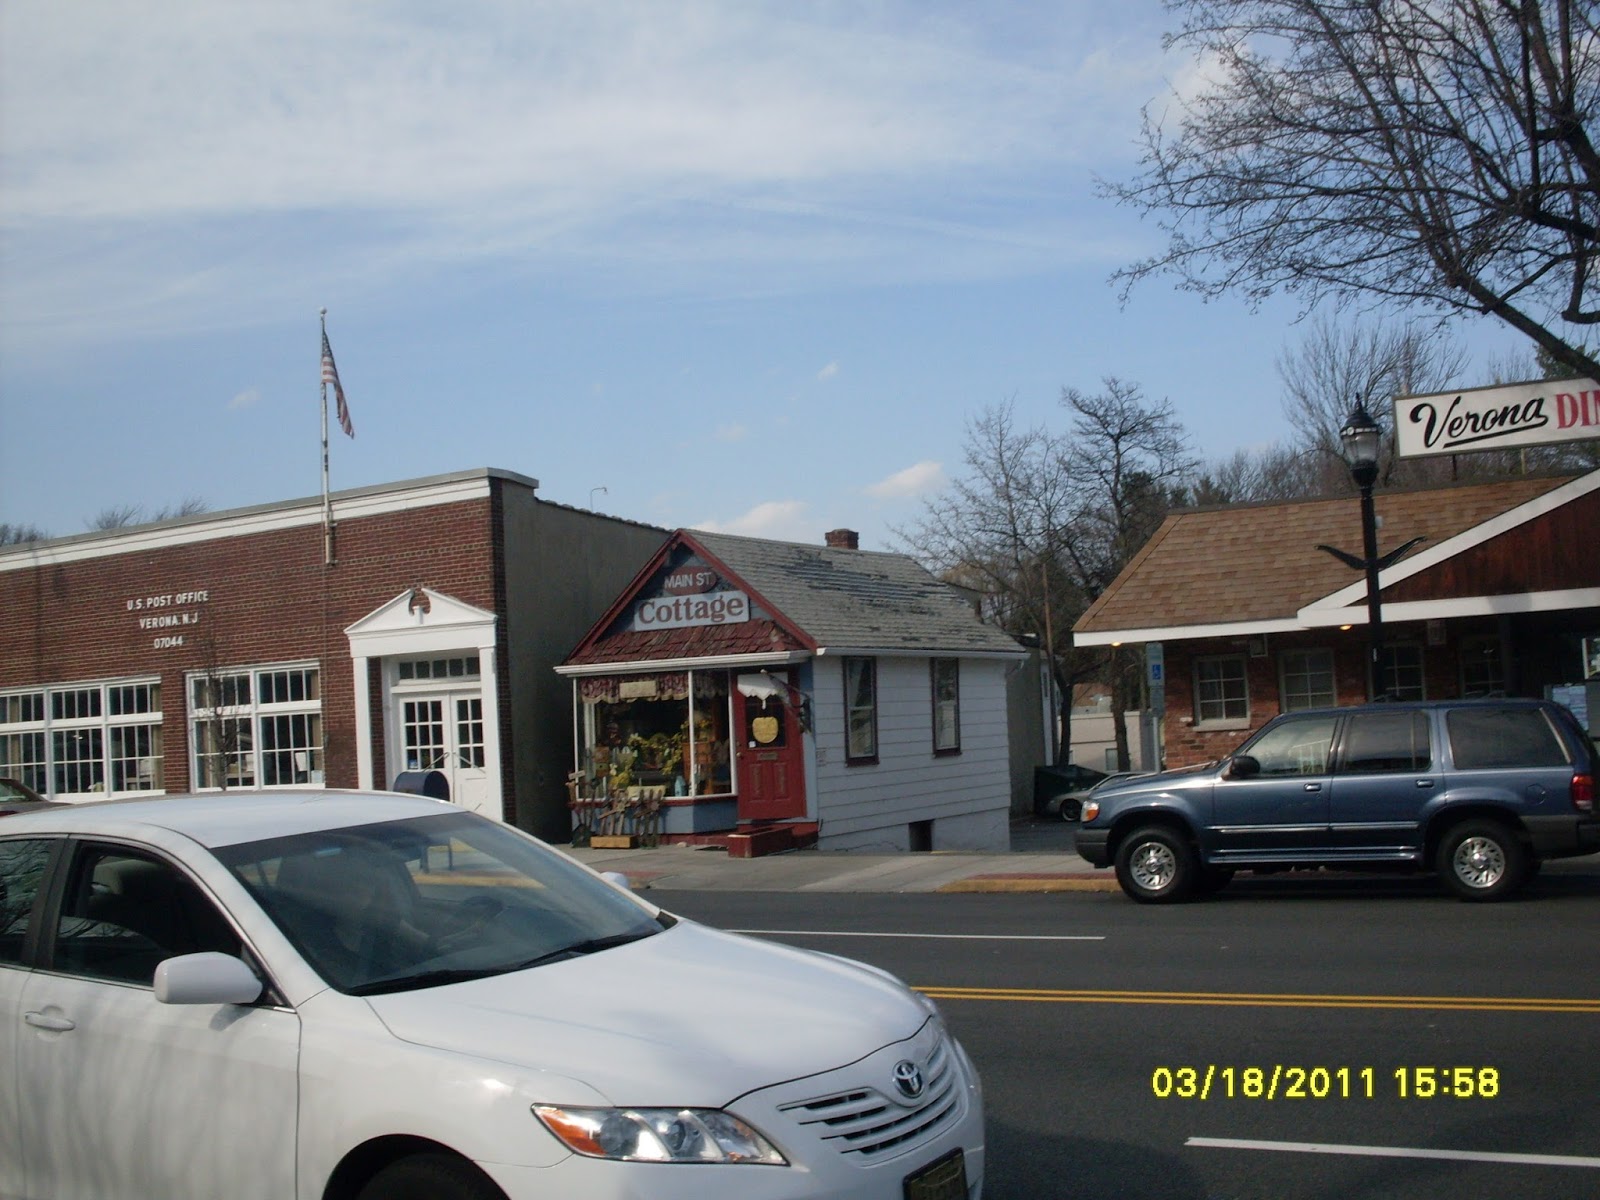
[1279,649,1335,711]
[843,658,878,763]
[1,839,53,965]
[50,847,240,985]
[1459,636,1504,697]
[189,664,322,790]
[397,656,480,681]
[1195,656,1248,724]
[0,680,163,798]
[1377,644,1425,701]
[930,659,960,754]
[1343,711,1431,773]
[1448,707,1570,770]
[1241,715,1337,776]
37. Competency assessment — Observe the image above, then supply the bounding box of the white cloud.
[693,499,812,542]
[865,460,945,499]
[0,1,1179,345]
[817,361,840,382]
[228,388,261,411]
[714,423,749,442]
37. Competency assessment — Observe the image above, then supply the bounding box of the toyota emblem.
[892,1060,925,1100]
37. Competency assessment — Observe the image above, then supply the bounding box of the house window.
[1195,656,1249,724]
[930,659,960,754]
[190,664,323,790]
[1377,644,1425,701]
[1459,636,1504,697]
[1279,649,1336,711]
[0,680,163,798]
[843,657,878,764]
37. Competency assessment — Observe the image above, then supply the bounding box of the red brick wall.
[0,498,497,794]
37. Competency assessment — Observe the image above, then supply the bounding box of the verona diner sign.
[1395,377,1600,459]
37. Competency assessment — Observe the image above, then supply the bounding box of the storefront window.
[0,680,163,798]
[577,672,731,797]
[189,663,322,790]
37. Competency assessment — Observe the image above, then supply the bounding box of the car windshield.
[214,811,667,995]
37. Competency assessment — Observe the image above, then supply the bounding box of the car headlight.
[1081,800,1100,823]
[533,1105,787,1165]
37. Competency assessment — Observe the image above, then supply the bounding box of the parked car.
[1057,771,1147,823]
[0,776,57,817]
[1031,762,1107,819]
[1076,699,1598,903]
[0,792,984,1200]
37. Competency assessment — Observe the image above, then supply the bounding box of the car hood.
[1099,761,1216,796]
[364,920,928,1107]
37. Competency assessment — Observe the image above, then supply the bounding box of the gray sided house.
[558,528,1028,853]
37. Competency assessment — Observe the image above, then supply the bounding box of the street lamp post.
[1316,400,1424,700]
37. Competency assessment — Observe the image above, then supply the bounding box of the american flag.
[321,331,354,438]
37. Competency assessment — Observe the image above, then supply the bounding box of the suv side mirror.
[1225,754,1261,780]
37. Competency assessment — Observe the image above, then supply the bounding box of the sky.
[0,1,1533,552]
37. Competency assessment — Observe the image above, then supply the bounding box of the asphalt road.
[663,877,1600,1200]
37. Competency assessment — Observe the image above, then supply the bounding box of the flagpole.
[320,307,333,566]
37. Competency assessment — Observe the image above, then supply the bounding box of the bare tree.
[0,523,50,545]
[1185,443,1319,504]
[89,498,209,531]
[1107,0,1600,381]
[1276,317,1471,487]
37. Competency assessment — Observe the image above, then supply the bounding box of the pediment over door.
[345,587,498,657]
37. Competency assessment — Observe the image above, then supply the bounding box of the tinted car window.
[1242,715,1338,776]
[1343,711,1431,773]
[1448,707,1570,770]
[51,847,241,985]
[1,839,52,965]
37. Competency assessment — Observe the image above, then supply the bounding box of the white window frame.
[188,662,324,791]
[1377,643,1426,702]
[930,658,961,755]
[0,678,164,800]
[844,657,879,764]
[1194,655,1250,727]
[1279,648,1336,711]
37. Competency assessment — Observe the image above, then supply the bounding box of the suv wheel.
[1114,826,1197,903]
[1438,820,1526,902]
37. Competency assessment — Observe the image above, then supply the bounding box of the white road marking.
[729,929,1104,941]
[1188,1137,1600,1169]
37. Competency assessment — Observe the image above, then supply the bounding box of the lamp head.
[1340,399,1382,487]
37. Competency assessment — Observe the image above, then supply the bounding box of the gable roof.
[562,529,1024,670]
[1074,471,1598,646]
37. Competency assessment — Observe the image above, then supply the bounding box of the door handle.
[24,1011,76,1032]
[1416,779,1435,788]
[1303,783,1322,792]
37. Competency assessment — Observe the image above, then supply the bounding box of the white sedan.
[0,792,984,1200]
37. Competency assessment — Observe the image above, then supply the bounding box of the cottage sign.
[1396,377,1600,459]
[632,589,751,632]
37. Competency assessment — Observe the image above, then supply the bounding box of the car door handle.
[24,1011,76,1032]
[1303,783,1322,792]
[1416,779,1435,788]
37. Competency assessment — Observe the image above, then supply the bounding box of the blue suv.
[1075,699,1598,902]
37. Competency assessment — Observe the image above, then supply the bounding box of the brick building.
[0,469,663,839]
[1074,470,1600,765]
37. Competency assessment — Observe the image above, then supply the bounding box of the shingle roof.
[563,529,1025,667]
[1074,473,1579,639]
[692,531,1024,655]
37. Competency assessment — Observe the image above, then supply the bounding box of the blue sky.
[0,1,1530,551]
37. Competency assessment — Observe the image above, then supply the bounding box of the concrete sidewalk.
[562,816,1119,893]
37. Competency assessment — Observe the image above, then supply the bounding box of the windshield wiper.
[348,928,662,996]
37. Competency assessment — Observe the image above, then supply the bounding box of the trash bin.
[392,769,451,802]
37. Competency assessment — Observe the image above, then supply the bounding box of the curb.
[936,875,1120,894]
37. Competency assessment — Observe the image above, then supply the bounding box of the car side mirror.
[153,952,264,1006]
[1226,754,1261,780]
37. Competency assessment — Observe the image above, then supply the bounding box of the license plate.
[904,1148,967,1200]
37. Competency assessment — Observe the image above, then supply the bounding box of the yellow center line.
[914,987,1600,1013]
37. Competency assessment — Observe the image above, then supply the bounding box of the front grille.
[779,1030,960,1161]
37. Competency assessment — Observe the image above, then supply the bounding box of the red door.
[735,675,807,822]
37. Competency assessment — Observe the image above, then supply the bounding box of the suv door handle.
[1303,782,1322,792]
[24,1011,76,1032]
[1416,779,1435,788]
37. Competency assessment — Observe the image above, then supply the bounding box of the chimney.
[824,528,860,550]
